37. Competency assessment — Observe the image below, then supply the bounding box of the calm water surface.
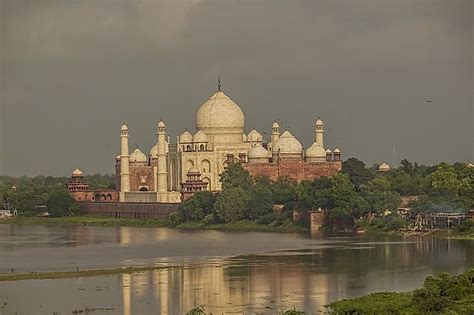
[0,224,473,314]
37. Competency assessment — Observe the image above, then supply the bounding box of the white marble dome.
[378,162,391,172]
[272,131,303,154]
[72,168,83,176]
[193,130,208,143]
[179,131,193,143]
[130,148,147,163]
[306,142,326,158]
[247,129,263,142]
[248,143,269,158]
[196,91,245,143]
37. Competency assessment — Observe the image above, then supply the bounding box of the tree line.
[1,159,472,226]
[171,158,473,230]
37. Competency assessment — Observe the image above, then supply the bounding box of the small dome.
[193,130,208,143]
[306,142,326,158]
[149,141,169,158]
[248,143,269,158]
[272,130,303,154]
[378,162,391,171]
[158,120,165,128]
[116,155,121,160]
[72,168,83,176]
[315,118,324,126]
[179,131,193,143]
[242,133,248,141]
[272,121,279,128]
[325,149,332,153]
[247,129,263,142]
[130,148,147,163]
[121,123,128,131]
[334,148,341,153]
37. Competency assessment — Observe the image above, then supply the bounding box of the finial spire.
[218,76,221,91]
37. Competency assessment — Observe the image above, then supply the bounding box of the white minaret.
[119,123,130,202]
[315,118,324,148]
[157,120,168,202]
[271,121,280,146]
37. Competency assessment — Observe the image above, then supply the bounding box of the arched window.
[139,187,148,191]
[201,159,211,173]
[186,145,191,151]
[200,144,205,151]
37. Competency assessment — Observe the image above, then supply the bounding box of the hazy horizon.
[1,0,472,177]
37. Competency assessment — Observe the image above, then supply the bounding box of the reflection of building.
[71,82,342,204]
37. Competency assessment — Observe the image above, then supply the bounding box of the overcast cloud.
[1,0,472,176]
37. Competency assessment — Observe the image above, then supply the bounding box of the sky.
[1,0,472,176]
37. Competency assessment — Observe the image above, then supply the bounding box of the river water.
[0,224,473,314]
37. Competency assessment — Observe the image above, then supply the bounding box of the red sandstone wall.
[79,202,179,219]
[243,160,341,182]
[71,190,118,202]
[129,166,155,191]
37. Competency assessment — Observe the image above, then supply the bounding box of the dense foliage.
[170,159,473,230]
[329,268,474,314]
[0,174,115,217]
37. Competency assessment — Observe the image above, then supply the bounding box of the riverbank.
[327,268,474,314]
[0,266,174,282]
[0,216,306,233]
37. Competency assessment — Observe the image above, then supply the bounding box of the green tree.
[219,163,253,190]
[342,158,374,189]
[271,176,298,204]
[177,191,216,221]
[47,190,78,217]
[361,177,401,215]
[214,187,251,223]
[247,183,273,220]
[430,163,460,197]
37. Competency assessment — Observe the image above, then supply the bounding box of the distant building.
[66,169,118,202]
[377,162,391,173]
[71,84,342,203]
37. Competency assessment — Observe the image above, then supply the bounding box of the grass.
[0,266,171,282]
[0,216,169,228]
[0,216,306,233]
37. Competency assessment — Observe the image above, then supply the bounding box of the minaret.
[157,120,168,202]
[119,123,130,202]
[315,118,324,148]
[271,121,280,146]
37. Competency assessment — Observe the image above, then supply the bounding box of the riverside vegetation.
[184,269,474,314]
[1,159,473,235]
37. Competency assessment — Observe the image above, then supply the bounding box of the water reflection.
[2,239,472,314]
[0,225,473,314]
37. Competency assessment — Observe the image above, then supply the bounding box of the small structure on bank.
[180,167,209,201]
[377,162,391,173]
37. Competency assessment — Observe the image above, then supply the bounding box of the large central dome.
[196,90,245,144]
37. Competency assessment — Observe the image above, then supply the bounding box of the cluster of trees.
[172,159,473,230]
[170,163,285,226]
[0,174,116,217]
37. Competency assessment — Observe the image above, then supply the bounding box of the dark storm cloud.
[1,0,472,176]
